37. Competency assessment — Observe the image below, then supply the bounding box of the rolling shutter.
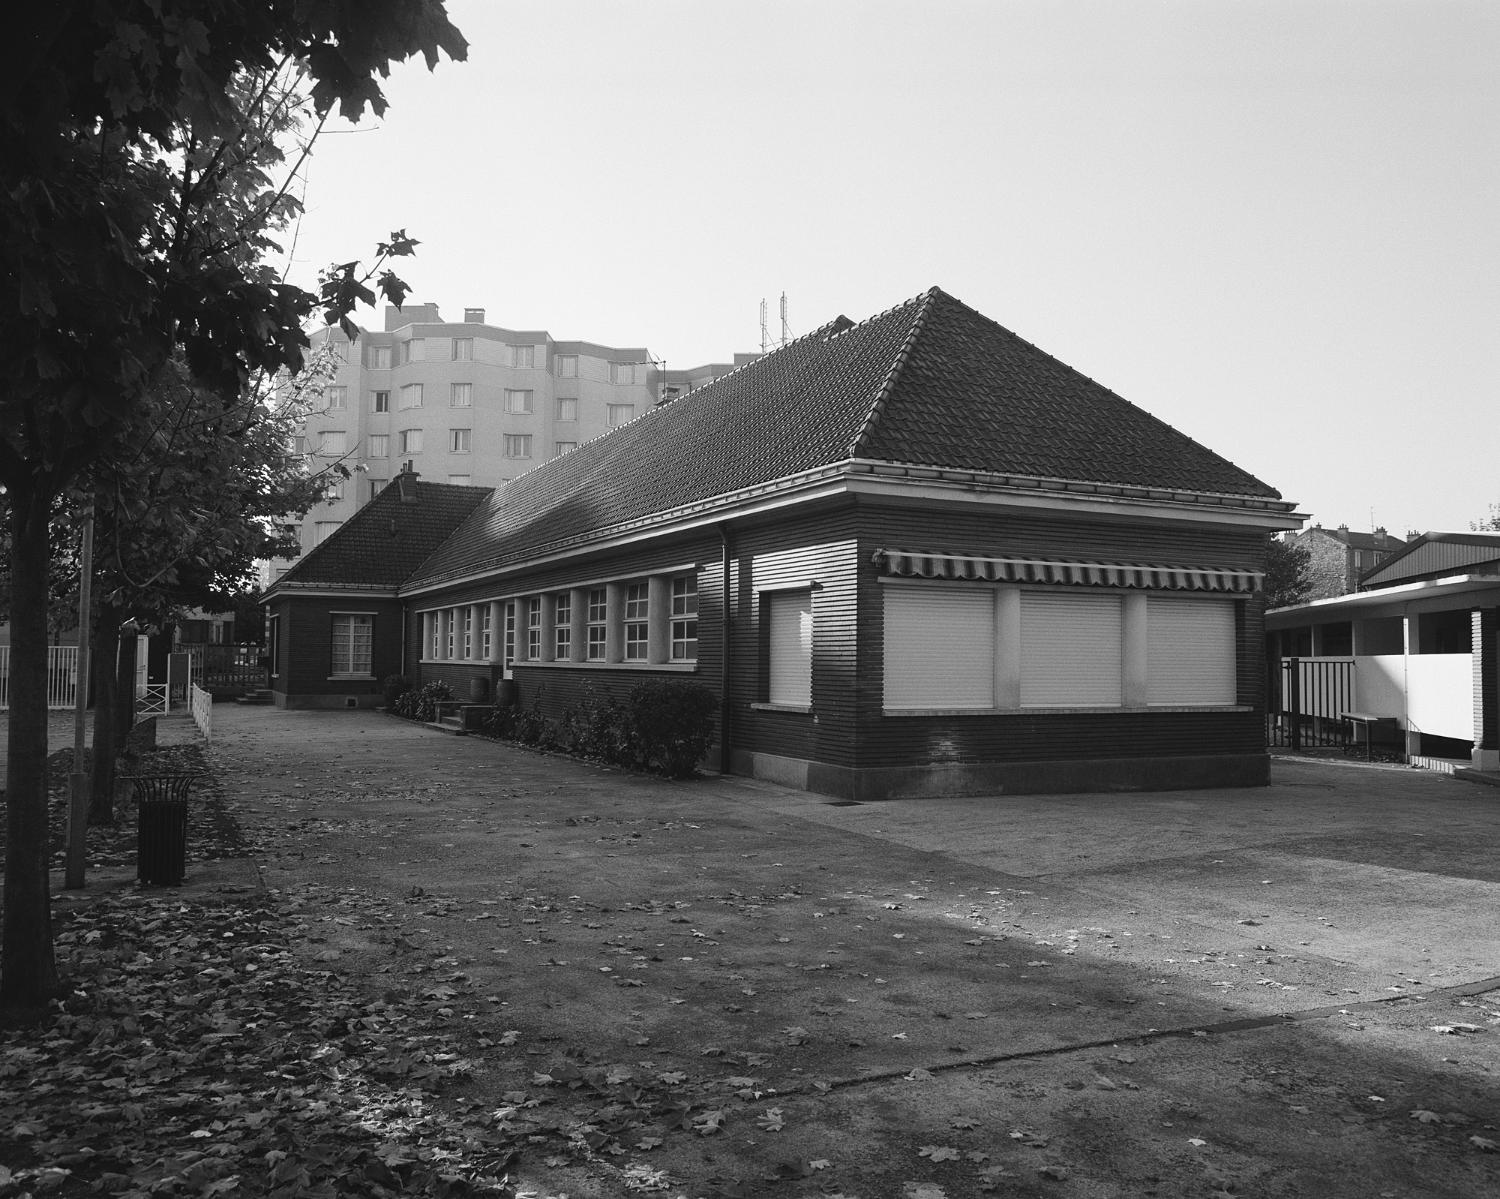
[1020,592,1122,707]
[883,586,995,709]
[1147,597,1235,705]
[767,590,813,706]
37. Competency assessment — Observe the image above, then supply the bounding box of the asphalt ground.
[17,704,1500,1196]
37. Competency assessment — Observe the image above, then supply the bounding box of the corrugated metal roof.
[1361,531,1500,587]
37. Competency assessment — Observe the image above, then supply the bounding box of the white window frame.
[554,592,572,660]
[765,589,813,708]
[624,582,649,662]
[399,383,423,409]
[450,382,472,408]
[372,390,390,413]
[504,434,532,459]
[556,355,577,378]
[555,396,578,422]
[368,344,392,369]
[326,385,347,410]
[671,575,698,662]
[330,612,375,679]
[505,389,533,414]
[368,434,389,458]
[511,344,534,368]
[606,403,634,427]
[449,427,471,453]
[399,428,423,455]
[452,337,473,361]
[586,588,607,661]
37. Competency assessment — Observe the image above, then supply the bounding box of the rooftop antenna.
[760,298,770,354]
[780,292,792,347]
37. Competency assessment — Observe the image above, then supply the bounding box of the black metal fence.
[1267,656,1355,750]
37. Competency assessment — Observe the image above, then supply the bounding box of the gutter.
[719,523,732,775]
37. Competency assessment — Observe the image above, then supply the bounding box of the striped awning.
[873,549,1262,593]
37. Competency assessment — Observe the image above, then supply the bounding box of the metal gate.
[1267,656,1355,750]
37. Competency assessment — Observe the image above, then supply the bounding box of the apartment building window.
[554,592,572,660]
[586,588,607,660]
[448,473,471,485]
[450,382,472,408]
[400,338,425,364]
[319,430,347,455]
[527,598,542,660]
[399,428,423,454]
[556,355,577,378]
[450,428,471,453]
[505,389,533,414]
[610,363,635,385]
[511,344,534,368]
[504,434,532,459]
[624,583,649,661]
[367,477,387,501]
[325,385,347,410]
[330,614,374,677]
[372,390,390,413]
[554,441,577,457]
[399,383,423,409]
[452,337,473,361]
[314,520,343,546]
[606,403,634,427]
[554,396,578,422]
[368,434,389,458]
[367,344,392,369]
[293,435,307,455]
[671,575,698,661]
[324,478,344,502]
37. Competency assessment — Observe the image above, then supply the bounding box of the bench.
[1341,711,1401,761]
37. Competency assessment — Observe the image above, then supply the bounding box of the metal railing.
[0,645,82,710]
[1267,656,1356,750]
[189,682,213,742]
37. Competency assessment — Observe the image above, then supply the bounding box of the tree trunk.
[1,480,61,1018]
[88,602,122,825]
[115,625,138,743]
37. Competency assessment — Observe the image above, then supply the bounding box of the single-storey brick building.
[265,288,1300,798]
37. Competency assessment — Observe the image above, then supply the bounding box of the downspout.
[719,524,733,774]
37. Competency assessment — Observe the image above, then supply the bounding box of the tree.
[1266,535,1312,610]
[1,3,465,1020]
[1471,504,1500,532]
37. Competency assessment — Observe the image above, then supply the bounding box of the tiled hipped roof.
[402,287,1283,590]
[268,477,491,593]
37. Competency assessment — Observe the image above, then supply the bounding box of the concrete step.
[234,690,275,706]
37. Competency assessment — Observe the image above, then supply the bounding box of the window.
[447,473,471,485]
[399,428,423,454]
[611,362,635,385]
[504,601,516,669]
[427,612,441,660]
[624,583,649,661]
[368,434,389,458]
[461,608,473,659]
[367,477,387,501]
[555,396,577,421]
[766,590,813,706]
[293,434,307,455]
[606,403,634,427]
[368,344,392,369]
[504,434,532,459]
[319,430,346,456]
[331,614,374,677]
[444,609,456,659]
[452,337,473,361]
[479,605,492,660]
[505,389,533,414]
[400,338,425,364]
[556,355,577,378]
[1147,597,1235,706]
[883,586,995,709]
[399,383,423,409]
[671,575,698,661]
[449,428,471,453]
[325,478,345,502]
[267,615,280,678]
[554,592,572,660]
[314,520,342,545]
[511,344,534,368]
[1020,592,1122,708]
[527,598,542,660]
[554,441,577,457]
[372,390,390,413]
[450,382,472,408]
[326,385,347,409]
[586,588,607,660]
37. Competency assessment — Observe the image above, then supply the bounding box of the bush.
[393,680,452,723]
[382,674,410,709]
[623,679,718,778]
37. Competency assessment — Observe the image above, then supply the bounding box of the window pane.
[767,591,812,706]
[372,390,390,412]
[450,428,471,453]
[554,593,572,659]
[586,587,607,660]
[671,575,698,661]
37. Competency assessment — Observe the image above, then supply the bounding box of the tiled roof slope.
[854,289,1279,498]
[267,476,491,593]
[405,287,1282,589]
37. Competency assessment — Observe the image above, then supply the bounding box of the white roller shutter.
[1147,597,1235,705]
[883,586,995,709]
[1021,592,1122,707]
[767,590,813,706]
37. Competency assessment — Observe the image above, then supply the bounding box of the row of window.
[345,386,632,423]
[361,340,644,382]
[420,575,699,668]
[308,430,578,461]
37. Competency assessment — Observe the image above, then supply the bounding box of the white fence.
[189,682,213,742]
[0,645,82,710]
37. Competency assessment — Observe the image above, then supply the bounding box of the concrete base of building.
[732,749,1270,800]
[271,691,383,711]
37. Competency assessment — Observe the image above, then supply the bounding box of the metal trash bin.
[128,774,197,886]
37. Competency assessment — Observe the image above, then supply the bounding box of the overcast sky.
[285,0,1498,538]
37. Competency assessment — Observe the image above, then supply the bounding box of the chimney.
[464,307,485,324]
[397,460,420,503]
[1373,526,1388,548]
